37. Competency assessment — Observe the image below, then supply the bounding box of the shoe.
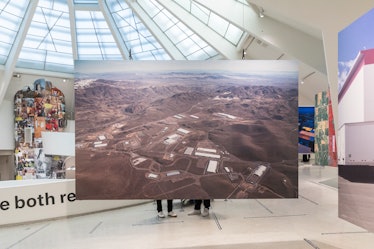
[201,208,209,217]
[188,209,201,215]
[168,211,177,217]
[158,211,165,218]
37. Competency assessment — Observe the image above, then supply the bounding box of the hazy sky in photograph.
[75,60,298,76]
[338,7,374,91]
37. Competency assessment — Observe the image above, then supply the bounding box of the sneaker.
[188,209,201,215]
[201,208,209,217]
[158,211,165,218]
[168,211,177,217]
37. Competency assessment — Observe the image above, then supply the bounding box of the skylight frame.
[0,0,30,65]
[105,0,170,60]
[75,10,122,60]
[74,0,99,4]
[16,0,74,73]
[174,0,245,46]
[138,0,219,60]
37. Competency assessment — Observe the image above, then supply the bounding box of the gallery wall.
[0,100,14,150]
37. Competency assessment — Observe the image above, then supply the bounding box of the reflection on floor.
[1,165,374,249]
[319,177,338,189]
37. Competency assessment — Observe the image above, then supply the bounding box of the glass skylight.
[138,0,219,60]
[174,0,244,46]
[105,0,170,60]
[16,0,73,73]
[0,0,29,65]
[75,10,122,60]
[0,0,243,73]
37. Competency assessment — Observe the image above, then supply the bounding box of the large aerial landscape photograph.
[75,60,299,200]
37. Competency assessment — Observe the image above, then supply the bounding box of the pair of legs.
[194,199,210,210]
[156,200,177,218]
[189,199,210,217]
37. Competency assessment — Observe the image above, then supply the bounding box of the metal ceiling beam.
[194,0,326,74]
[73,3,100,11]
[67,0,78,60]
[0,0,39,106]
[157,0,240,59]
[99,1,127,59]
[126,0,185,60]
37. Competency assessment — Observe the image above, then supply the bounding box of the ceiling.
[1,0,374,108]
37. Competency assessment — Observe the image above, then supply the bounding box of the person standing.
[188,199,210,217]
[157,199,177,218]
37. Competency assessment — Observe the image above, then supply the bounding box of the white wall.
[65,120,75,133]
[338,63,374,165]
[0,180,149,226]
[0,154,14,180]
[338,69,365,128]
[364,64,374,121]
[343,122,374,165]
[337,125,345,165]
[0,100,15,150]
[42,132,75,156]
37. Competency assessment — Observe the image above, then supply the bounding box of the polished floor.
[2,164,374,249]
